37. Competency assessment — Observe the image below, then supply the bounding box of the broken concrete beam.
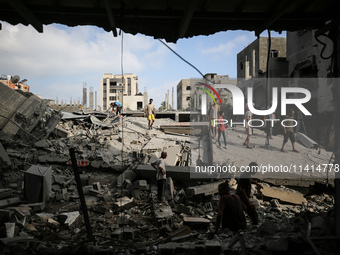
[0,197,21,209]
[186,181,224,197]
[115,169,137,188]
[58,211,80,227]
[36,213,54,224]
[296,132,318,149]
[113,197,135,212]
[261,184,307,205]
[183,217,210,229]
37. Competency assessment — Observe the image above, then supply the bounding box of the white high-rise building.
[100,73,147,111]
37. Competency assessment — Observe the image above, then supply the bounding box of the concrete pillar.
[83,83,87,108]
[89,87,94,110]
[167,89,170,109]
[172,87,174,110]
[95,91,97,110]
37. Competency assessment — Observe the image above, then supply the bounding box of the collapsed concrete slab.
[186,181,224,197]
[261,184,307,205]
[0,82,62,142]
[296,132,318,149]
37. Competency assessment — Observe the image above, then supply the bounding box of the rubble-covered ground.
[0,114,338,254]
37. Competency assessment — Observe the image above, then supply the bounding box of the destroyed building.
[1,1,340,254]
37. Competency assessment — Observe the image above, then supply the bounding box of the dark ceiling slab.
[0,0,338,42]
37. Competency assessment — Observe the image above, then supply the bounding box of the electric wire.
[158,39,206,80]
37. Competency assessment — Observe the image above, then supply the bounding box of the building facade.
[176,79,191,110]
[236,37,288,110]
[287,30,334,148]
[100,73,147,111]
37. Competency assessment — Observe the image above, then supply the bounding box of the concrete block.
[5,222,15,238]
[92,182,101,191]
[113,197,135,211]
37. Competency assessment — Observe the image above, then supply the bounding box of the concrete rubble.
[0,101,338,254]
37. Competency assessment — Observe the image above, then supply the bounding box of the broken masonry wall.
[0,82,62,142]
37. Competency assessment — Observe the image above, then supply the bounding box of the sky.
[0,21,285,108]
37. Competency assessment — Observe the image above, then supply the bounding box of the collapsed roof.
[0,0,339,42]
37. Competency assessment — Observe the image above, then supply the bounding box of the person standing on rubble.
[281,108,299,153]
[236,162,263,225]
[151,151,167,202]
[212,182,246,233]
[243,103,253,149]
[145,98,156,130]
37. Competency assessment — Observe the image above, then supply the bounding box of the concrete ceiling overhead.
[0,0,339,42]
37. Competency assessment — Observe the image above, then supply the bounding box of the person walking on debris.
[111,101,122,118]
[236,162,263,225]
[212,182,246,233]
[243,103,253,149]
[281,108,299,153]
[151,151,167,202]
[145,98,156,130]
[217,111,228,149]
[264,100,276,148]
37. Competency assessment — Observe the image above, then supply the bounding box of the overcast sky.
[0,22,285,108]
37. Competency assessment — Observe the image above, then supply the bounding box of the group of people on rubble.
[109,98,156,130]
[208,101,299,153]
[150,154,263,235]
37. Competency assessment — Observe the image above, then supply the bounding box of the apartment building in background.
[0,75,30,92]
[100,73,147,111]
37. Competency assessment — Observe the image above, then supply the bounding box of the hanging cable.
[158,39,207,80]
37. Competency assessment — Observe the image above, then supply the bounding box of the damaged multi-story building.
[100,73,148,111]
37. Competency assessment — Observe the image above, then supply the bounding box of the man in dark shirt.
[236,162,263,225]
[214,182,246,233]
[281,108,299,153]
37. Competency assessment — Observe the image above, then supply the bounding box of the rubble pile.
[0,165,337,254]
[0,98,338,254]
